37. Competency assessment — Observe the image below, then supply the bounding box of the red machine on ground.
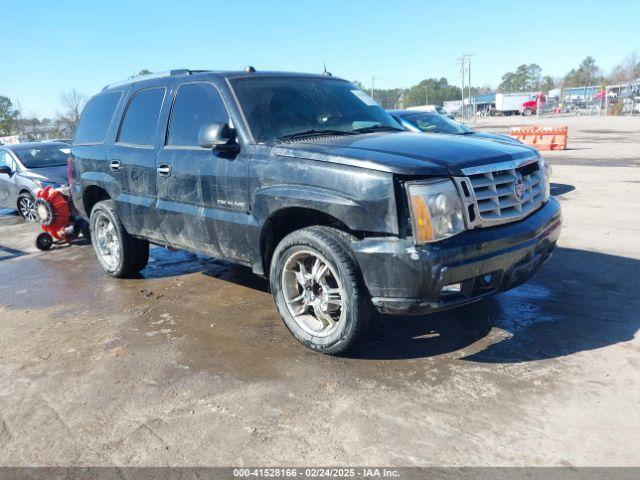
[34,186,89,250]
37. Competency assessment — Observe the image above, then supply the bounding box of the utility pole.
[463,53,476,121]
[425,86,429,106]
[370,75,375,101]
[460,57,466,121]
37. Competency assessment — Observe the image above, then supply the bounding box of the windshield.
[231,77,401,143]
[12,145,70,168]
[402,112,473,135]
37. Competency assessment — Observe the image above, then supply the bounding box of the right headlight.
[34,180,63,189]
[539,156,551,201]
[407,179,466,244]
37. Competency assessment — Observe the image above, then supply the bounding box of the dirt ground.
[0,115,639,467]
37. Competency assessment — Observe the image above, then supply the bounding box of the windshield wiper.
[352,125,405,134]
[274,129,355,142]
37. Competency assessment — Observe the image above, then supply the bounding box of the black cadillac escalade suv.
[70,68,561,354]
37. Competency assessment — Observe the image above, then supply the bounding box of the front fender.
[251,183,398,235]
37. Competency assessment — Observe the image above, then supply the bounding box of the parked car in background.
[71,69,559,355]
[389,110,523,144]
[406,104,455,118]
[0,142,71,220]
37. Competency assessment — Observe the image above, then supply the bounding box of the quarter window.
[118,88,165,146]
[167,83,229,147]
[74,91,122,144]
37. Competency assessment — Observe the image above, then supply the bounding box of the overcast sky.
[3,0,639,118]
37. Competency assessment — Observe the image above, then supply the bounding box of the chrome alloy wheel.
[18,195,37,221]
[94,212,120,270]
[281,250,345,337]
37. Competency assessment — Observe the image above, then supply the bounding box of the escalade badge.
[515,175,526,201]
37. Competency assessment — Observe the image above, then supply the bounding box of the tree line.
[363,52,640,109]
[0,90,86,139]
[0,70,153,139]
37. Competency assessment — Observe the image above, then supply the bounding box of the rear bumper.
[352,198,561,315]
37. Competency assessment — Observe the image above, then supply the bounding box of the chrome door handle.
[109,160,121,171]
[157,164,171,176]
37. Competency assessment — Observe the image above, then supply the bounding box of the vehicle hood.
[272,131,538,176]
[20,165,69,184]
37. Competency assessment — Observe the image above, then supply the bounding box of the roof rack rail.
[102,69,198,91]
[169,69,191,76]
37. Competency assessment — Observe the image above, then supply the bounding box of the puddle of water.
[494,283,557,332]
[141,247,228,279]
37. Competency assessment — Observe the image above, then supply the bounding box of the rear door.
[155,81,250,258]
[109,86,166,240]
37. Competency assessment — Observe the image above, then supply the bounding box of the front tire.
[18,192,37,222]
[523,108,534,116]
[90,200,149,277]
[269,226,372,355]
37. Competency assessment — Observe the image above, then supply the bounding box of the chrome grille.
[457,158,547,228]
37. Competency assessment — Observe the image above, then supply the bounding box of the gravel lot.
[0,115,639,467]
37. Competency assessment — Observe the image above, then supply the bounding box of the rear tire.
[269,226,372,355]
[90,200,149,277]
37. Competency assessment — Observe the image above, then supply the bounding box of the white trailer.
[495,93,535,115]
[444,100,462,115]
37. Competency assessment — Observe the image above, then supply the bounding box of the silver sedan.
[0,142,70,221]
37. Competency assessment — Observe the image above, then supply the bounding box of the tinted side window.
[118,88,165,146]
[167,83,229,147]
[0,151,7,167]
[74,91,122,144]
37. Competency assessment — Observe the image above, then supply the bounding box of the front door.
[155,82,250,259]
[0,151,16,208]
[109,86,166,240]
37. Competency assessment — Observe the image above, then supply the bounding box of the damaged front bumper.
[352,198,561,315]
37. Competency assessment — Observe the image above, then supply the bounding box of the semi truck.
[494,92,544,116]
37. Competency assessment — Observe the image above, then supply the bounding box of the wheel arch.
[17,188,33,202]
[259,206,356,278]
[82,184,111,217]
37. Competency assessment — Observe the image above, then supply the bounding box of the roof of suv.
[102,69,343,92]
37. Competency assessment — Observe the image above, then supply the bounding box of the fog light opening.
[441,282,462,293]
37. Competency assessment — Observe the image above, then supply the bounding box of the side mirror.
[198,123,238,152]
[0,165,12,176]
